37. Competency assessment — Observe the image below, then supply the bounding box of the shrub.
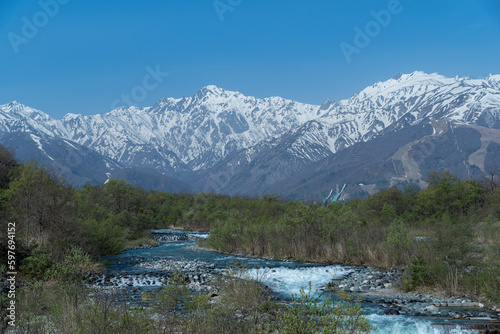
[45,247,97,282]
[82,218,125,256]
[404,257,431,291]
[20,248,53,279]
[272,283,375,334]
[383,218,413,266]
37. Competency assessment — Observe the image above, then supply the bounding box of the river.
[95,230,487,333]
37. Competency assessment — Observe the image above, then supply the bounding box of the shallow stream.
[98,230,490,333]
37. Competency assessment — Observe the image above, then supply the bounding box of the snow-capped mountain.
[0,101,67,137]
[1,71,499,197]
[0,85,322,173]
[278,71,500,164]
[192,71,500,195]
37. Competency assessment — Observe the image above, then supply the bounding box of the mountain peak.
[1,101,37,115]
[4,100,27,109]
[354,71,450,99]
[198,85,226,96]
[204,84,222,91]
[391,71,433,82]
[193,85,245,104]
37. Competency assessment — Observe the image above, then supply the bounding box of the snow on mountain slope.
[1,71,499,181]
[280,71,500,161]
[193,72,500,194]
[0,86,323,173]
[0,101,68,137]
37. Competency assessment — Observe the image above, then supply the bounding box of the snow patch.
[63,140,78,150]
[30,134,54,160]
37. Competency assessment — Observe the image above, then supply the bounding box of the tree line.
[205,172,500,302]
[0,143,499,302]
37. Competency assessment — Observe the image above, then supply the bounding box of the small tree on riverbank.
[272,283,375,334]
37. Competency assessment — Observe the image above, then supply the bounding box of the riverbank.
[192,232,500,330]
[330,266,500,322]
[194,236,500,323]
[173,230,500,322]
[83,229,500,333]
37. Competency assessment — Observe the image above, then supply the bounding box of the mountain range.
[2,71,500,199]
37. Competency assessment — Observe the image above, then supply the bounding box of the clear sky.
[1,0,500,118]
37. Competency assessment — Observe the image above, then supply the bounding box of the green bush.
[16,282,152,334]
[82,218,125,255]
[45,247,96,281]
[405,257,431,291]
[383,219,413,265]
[272,283,375,334]
[20,248,54,279]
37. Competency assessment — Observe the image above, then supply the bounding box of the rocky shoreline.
[331,266,500,321]
[86,258,224,294]
[138,258,219,292]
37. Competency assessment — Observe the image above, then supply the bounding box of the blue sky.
[1,0,500,118]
